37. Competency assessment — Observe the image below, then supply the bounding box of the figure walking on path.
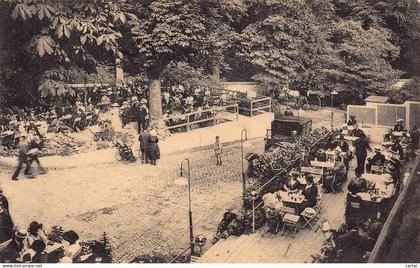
[214,136,223,166]
[11,135,33,180]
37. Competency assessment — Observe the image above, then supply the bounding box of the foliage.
[47,225,65,243]
[387,77,420,103]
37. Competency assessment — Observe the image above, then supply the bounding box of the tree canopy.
[1,0,419,112]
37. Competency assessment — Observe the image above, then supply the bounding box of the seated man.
[366,146,386,172]
[324,156,347,192]
[348,172,368,193]
[409,125,419,149]
[314,149,327,162]
[345,184,363,229]
[383,128,394,142]
[390,140,404,160]
[393,119,406,132]
[300,175,318,211]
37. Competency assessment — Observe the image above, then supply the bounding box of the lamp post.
[174,158,195,258]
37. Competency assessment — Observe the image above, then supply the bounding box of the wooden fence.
[162,104,239,132]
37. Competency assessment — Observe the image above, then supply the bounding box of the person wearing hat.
[350,124,365,139]
[27,221,48,247]
[284,106,294,116]
[314,148,326,162]
[133,100,148,134]
[0,229,30,263]
[366,146,386,172]
[347,115,357,126]
[353,134,372,175]
[393,119,406,132]
[340,124,349,135]
[390,139,404,160]
[0,188,14,243]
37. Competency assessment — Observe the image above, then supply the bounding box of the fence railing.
[162,104,239,131]
[238,96,272,117]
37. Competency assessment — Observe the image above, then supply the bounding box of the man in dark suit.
[139,129,150,164]
[353,134,372,174]
[134,101,148,134]
[350,124,365,138]
[300,175,318,211]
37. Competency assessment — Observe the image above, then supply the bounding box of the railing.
[367,153,420,263]
[238,96,272,117]
[169,247,191,263]
[162,104,239,131]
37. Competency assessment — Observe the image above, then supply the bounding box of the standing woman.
[214,136,223,165]
[147,129,160,165]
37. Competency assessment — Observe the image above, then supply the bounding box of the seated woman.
[300,175,318,211]
[27,221,48,247]
[393,119,406,132]
[384,128,394,142]
[31,240,48,263]
[62,230,81,262]
[283,172,301,193]
[324,157,347,192]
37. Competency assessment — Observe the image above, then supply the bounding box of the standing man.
[27,135,47,176]
[134,100,148,134]
[214,136,223,166]
[139,128,150,164]
[353,134,372,175]
[11,135,33,180]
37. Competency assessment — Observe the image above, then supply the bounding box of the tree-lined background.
[0,0,419,118]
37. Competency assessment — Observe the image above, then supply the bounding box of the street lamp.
[174,158,195,258]
[240,129,251,208]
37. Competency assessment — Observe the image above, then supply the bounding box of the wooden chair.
[300,195,325,232]
[280,206,300,238]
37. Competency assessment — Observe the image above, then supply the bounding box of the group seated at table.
[0,221,82,263]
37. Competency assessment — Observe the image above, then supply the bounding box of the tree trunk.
[211,64,220,82]
[148,71,163,119]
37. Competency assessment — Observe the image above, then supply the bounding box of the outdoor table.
[297,176,307,185]
[392,131,406,137]
[363,173,390,184]
[310,160,335,169]
[277,190,304,214]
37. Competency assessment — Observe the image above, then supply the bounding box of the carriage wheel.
[308,95,321,111]
[115,150,122,161]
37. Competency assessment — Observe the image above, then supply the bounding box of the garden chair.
[300,194,325,232]
[280,206,300,238]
